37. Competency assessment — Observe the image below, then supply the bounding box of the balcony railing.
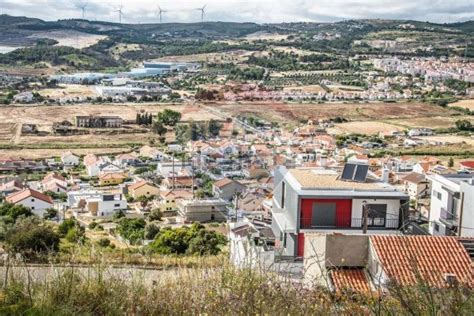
[440,208,458,226]
[300,217,399,230]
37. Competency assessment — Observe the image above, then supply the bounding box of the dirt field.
[386,115,473,129]
[449,99,474,111]
[329,121,403,135]
[155,50,252,63]
[28,30,107,49]
[419,135,474,146]
[38,84,99,99]
[283,85,326,94]
[0,147,133,160]
[210,101,455,124]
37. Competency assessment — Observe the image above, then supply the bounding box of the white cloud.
[0,0,472,23]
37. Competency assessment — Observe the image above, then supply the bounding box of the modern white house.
[427,173,474,237]
[271,165,409,258]
[67,190,127,217]
[157,160,193,177]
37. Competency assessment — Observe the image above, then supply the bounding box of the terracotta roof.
[214,178,234,188]
[160,189,193,199]
[460,161,474,169]
[6,188,53,205]
[370,236,473,287]
[331,269,372,293]
[128,180,149,190]
[402,172,426,184]
[99,173,126,180]
[43,172,65,183]
[83,154,99,166]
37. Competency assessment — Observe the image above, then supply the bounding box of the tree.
[157,109,182,126]
[148,209,163,221]
[144,223,160,240]
[96,238,111,247]
[455,119,472,131]
[113,210,126,220]
[5,222,60,257]
[0,204,33,222]
[448,157,454,168]
[58,218,78,236]
[208,119,223,137]
[116,218,146,244]
[43,208,57,220]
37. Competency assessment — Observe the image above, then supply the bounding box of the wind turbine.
[157,5,167,23]
[115,5,124,24]
[196,4,206,22]
[75,2,88,19]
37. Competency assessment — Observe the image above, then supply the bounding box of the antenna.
[115,5,124,24]
[196,4,206,22]
[157,5,167,23]
[75,2,88,19]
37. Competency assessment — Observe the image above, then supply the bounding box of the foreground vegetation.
[0,259,473,315]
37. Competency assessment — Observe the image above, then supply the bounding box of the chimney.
[382,168,390,183]
[319,155,327,167]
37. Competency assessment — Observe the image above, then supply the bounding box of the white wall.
[428,180,448,236]
[15,198,53,218]
[97,199,127,217]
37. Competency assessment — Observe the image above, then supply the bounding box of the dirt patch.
[329,121,403,135]
[449,99,474,111]
[28,30,107,49]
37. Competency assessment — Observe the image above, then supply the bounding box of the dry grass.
[330,121,403,135]
[449,99,474,111]
[387,115,473,129]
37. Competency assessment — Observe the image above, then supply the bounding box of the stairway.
[458,239,474,260]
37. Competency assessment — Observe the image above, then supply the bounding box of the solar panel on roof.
[354,164,369,182]
[341,163,356,180]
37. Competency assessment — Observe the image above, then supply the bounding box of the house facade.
[272,166,409,258]
[6,188,54,217]
[427,173,474,237]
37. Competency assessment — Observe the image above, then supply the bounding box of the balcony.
[300,217,399,230]
[440,208,458,227]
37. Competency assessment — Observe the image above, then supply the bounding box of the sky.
[0,0,473,24]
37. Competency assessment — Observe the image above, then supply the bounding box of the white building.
[6,188,54,217]
[427,173,474,237]
[61,151,80,167]
[67,190,127,217]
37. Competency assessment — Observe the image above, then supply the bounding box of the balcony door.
[312,203,336,227]
[367,204,387,227]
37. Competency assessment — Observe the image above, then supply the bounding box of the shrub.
[5,222,60,257]
[43,208,58,220]
[96,238,111,248]
[148,209,162,221]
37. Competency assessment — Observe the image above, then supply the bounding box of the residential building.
[427,173,474,237]
[75,116,123,128]
[5,188,54,217]
[139,146,165,160]
[304,234,473,291]
[156,189,193,213]
[401,172,430,200]
[157,160,193,177]
[128,181,160,199]
[459,161,474,173]
[67,190,127,217]
[61,151,80,166]
[212,178,247,201]
[272,165,409,258]
[99,172,127,186]
[177,199,228,223]
[0,179,25,196]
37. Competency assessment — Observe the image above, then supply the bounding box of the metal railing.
[300,217,399,229]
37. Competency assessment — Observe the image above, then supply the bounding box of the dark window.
[114,203,120,207]
[367,204,387,227]
[281,181,286,208]
[312,203,336,227]
[434,223,440,232]
[211,214,215,221]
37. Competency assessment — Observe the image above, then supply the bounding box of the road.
[0,265,198,286]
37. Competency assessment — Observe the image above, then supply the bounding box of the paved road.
[0,265,198,286]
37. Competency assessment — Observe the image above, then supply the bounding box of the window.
[367,204,387,227]
[31,206,35,210]
[312,203,336,227]
[281,181,286,208]
[432,190,442,200]
[434,223,440,232]
[31,198,35,202]
[114,203,120,207]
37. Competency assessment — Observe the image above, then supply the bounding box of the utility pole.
[362,201,368,234]
[191,153,195,199]
[172,153,175,190]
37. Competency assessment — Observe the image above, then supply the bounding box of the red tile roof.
[213,178,234,188]
[6,188,53,205]
[331,269,372,294]
[460,161,474,169]
[371,236,473,287]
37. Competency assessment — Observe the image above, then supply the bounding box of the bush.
[96,238,111,248]
[144,223,160,240]
[148,209,162,221]
[116,218,145,244]
[58,218,78,236]
[88,221,98,230]
[148,223,226,255]
[0,204,33,222]
[5,222,60,257]
[43,208,57,220]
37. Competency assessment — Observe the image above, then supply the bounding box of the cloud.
[0,0,472,23]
